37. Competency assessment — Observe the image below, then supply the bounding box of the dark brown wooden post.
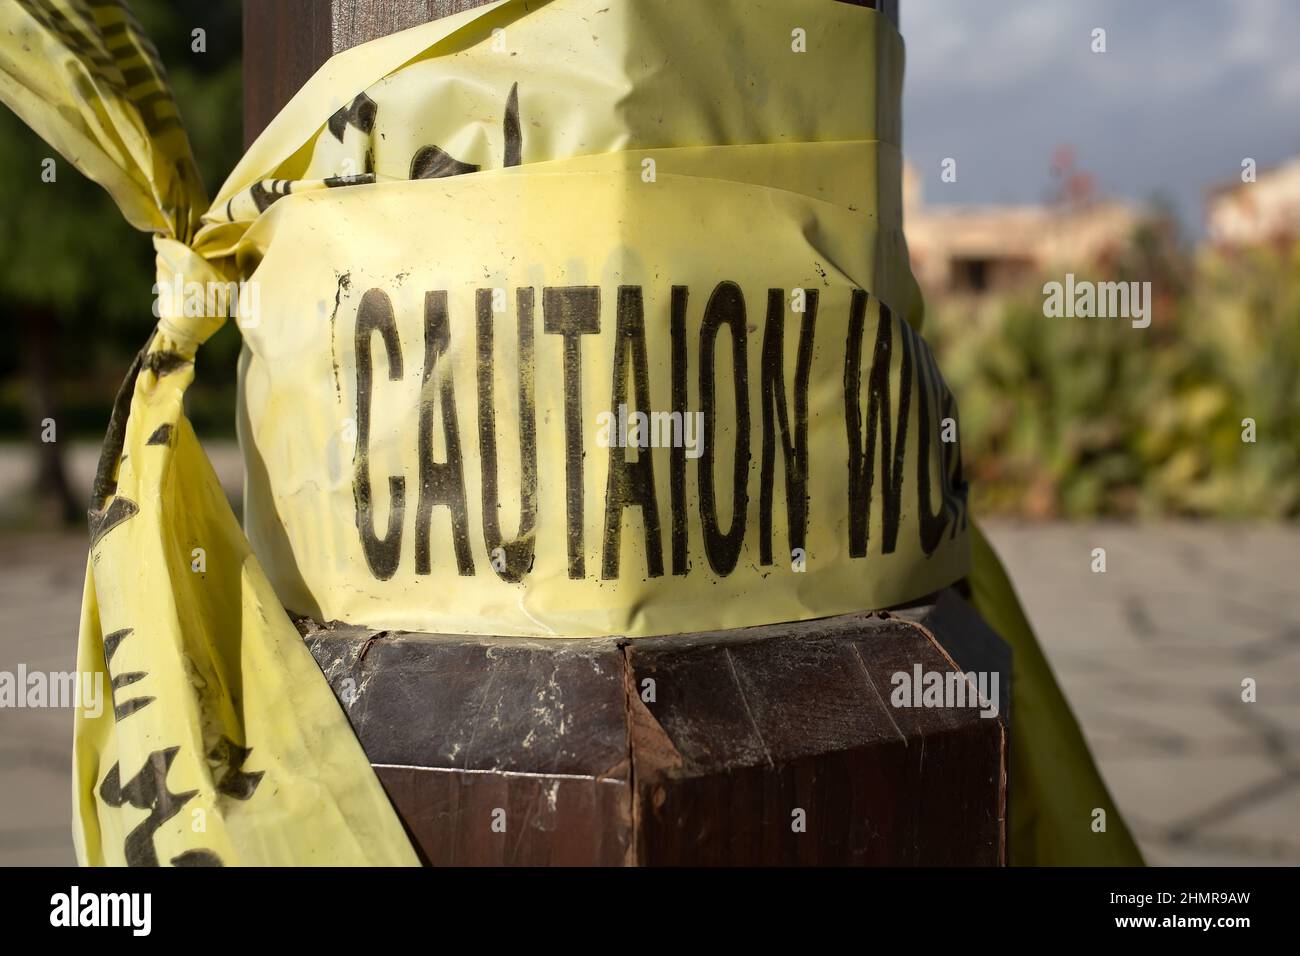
[243,0,498,147]
[244,0,1009,866]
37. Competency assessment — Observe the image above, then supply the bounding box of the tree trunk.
[20,304,79,525]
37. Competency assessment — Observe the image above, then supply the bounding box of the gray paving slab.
[983,520,1300,866]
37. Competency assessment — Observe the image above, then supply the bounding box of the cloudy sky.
[900,0,1300,233]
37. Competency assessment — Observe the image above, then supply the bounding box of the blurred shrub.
[926,240,1300,519]
[0,0,242,439]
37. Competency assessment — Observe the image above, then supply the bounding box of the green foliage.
[0,0,242,436]
[926,242,1300,519]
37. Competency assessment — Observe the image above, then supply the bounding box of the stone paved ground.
[0,444,1296,865]
[0,532,84,865]
[984,520,1300,867]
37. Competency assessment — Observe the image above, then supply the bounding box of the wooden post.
[245,0,1008,865]
[243,0,498,147]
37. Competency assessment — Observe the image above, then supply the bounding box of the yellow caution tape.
[196,0,968,638]
[1,0,1140,865]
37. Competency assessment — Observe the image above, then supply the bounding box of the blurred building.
[1206,157,1300,248]
[902,162,1142,296]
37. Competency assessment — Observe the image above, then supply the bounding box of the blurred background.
[1,0,1297,864]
